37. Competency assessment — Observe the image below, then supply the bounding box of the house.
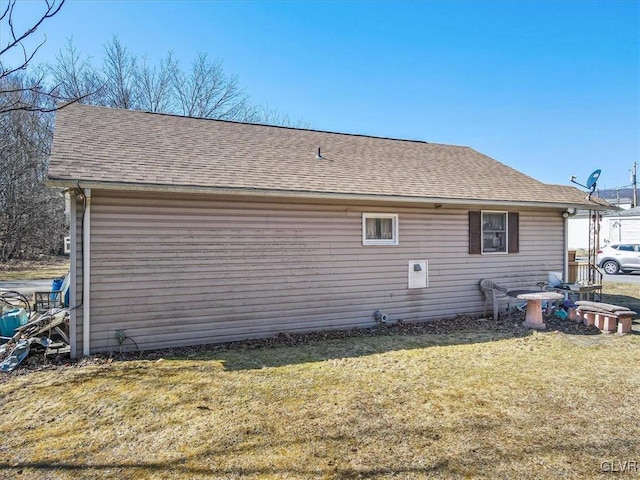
[567,187,638,251]
[47,104,609,357]
[602,206,640,246]
[568,204,640,251]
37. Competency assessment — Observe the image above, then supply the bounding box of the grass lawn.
[1,323,639,479]
[0,257,70,281]
[0,277,638,478]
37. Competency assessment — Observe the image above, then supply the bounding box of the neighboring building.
[603,206,640,246]
[568,199,639,251]
[47,104,609,357]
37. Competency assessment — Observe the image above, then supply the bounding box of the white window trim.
[362,213,399,246]
[481,210,508,255]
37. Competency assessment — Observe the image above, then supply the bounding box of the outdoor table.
[506,289,540,318]
[551,283,602,302]
[517,291,565,330]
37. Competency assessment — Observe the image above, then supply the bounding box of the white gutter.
[46,179,612,211]
[82,188,91,356]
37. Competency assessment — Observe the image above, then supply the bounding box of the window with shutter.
[469,211,481,254]
[508,212,519,253]
[469,211,519,254]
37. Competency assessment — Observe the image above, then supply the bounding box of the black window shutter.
[469,211,481,254]
[508,212,519,253]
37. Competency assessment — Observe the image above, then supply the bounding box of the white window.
[362,213,398,245]
[482,211,507,253]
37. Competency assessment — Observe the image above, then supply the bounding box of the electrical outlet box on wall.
[408,260,428,289]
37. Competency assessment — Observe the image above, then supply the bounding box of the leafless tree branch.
[0,0,69,114]
[1,0,63,58]
[0,72,67,261]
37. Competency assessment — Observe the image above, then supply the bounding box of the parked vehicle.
[596,244,640,274]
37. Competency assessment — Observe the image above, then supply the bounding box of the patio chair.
[33,271,70,313]
[480,279,510,320]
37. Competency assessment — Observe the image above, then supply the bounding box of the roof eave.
[46,178,614,210]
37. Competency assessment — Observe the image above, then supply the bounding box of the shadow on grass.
[4,418,636,478]
[53,311,615,373]
[18,320,533,384]
[143,314,547,371]
[0,461,451,479]
[0,425,459,476]
[32,326,524,384]
[177,309,616,371]
[6,311,620,378]
[212,328,518,371]
[600,293,640,313]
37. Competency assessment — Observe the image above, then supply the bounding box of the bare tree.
[0,1,71,260]
[50,38,303,126]
[171,52,249,119]
[0,72,66,261]
[240,103,310,129]
[1,6,306,260]
[0,0,67,113]
[136,52,175,113]
[49,38,104,105]
[102,37,138,109]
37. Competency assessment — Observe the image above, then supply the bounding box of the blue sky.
[4,0,639,195]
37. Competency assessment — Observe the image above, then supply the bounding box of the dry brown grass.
[1,328,639,479]
[0,257,69,281]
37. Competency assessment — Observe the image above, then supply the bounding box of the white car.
[596,244,640,274]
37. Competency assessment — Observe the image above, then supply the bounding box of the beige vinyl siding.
[75,190,565,354]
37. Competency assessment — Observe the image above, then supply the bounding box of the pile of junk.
[0,274,70,372]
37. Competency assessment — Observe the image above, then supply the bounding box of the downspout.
[69,192,77,358]
[563,214,569,283]
[83,188,91,356]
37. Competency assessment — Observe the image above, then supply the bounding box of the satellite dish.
[570,168,602,194]
[586,169,601,190]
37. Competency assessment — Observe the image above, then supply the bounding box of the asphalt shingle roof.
[48,103,607,208]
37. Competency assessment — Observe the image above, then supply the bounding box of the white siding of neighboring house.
[70,190,566,355]
[605,216,640,245]
[568,215,615,250]
[569,211,640,251]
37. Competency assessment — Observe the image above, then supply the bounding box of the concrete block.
[602,315,617,333]
[617,317,633,335]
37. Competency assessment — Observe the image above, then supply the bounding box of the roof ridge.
[66,103,473,149]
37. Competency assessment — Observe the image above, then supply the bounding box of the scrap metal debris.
[1,290,69,372]
[0,337,51,372]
